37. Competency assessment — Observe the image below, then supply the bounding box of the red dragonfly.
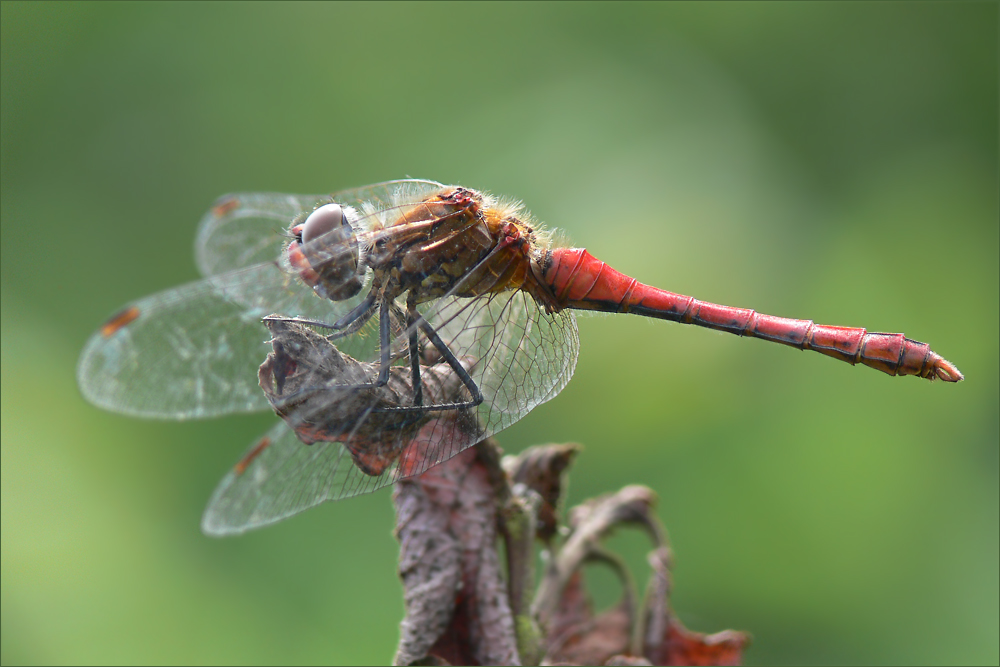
[78,180,963,535]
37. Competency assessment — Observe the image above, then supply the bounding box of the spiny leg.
[261,287,379,340]
[370,312,485,414]
[407,291,423,407]
[376,294,392,386]
[416,316,484,409]
[327,288,379,340]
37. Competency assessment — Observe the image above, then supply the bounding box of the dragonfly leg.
[332,287,379,330]
[375,296,392,387]
[370,315,485,414]
[261,288,378,340]
[368,311,484,414]
[407,293,423,407]
[417,317,484,409]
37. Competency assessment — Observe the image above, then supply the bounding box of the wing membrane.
[194,180,446,277]
[199,289,579,534]
[202,420,356,535]
[423,290,580,437]
[77,262,381,419]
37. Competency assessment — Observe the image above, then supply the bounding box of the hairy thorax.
[368,187,556,308]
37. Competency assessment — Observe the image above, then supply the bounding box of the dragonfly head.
[287,203,365,301]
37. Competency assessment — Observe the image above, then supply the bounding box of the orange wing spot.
[234,437,271,475]
[212,196,241,218]
[100,306,140,338]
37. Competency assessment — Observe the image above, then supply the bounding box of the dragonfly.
[77,179,963,535]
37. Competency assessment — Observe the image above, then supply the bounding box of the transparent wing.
[77,261,381,419]
[420,290,581,444]
[199,288,580,535]
[202,420,356,536]
[194,180,446,277]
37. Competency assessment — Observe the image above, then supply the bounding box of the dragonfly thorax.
[370,187,557,307]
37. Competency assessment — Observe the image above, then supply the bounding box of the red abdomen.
[542,247,962,382]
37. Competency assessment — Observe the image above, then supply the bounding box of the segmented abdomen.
[542,248,963,382]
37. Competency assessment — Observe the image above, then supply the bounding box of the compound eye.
[302,203,346,245]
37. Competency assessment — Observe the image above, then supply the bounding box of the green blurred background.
[2,2,997,664]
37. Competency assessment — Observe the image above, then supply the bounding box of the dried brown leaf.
[504,443,581,543]
[544,600,632,666]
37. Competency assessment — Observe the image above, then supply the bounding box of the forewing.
[195,193,329,278]
[194,180,446,277]
[80,180,453,419]
[77,262,381,419]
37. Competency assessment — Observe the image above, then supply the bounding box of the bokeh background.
[2,2,997,664]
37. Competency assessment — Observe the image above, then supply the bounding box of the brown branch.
[394,440,519,666]
[392,439,750,666]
